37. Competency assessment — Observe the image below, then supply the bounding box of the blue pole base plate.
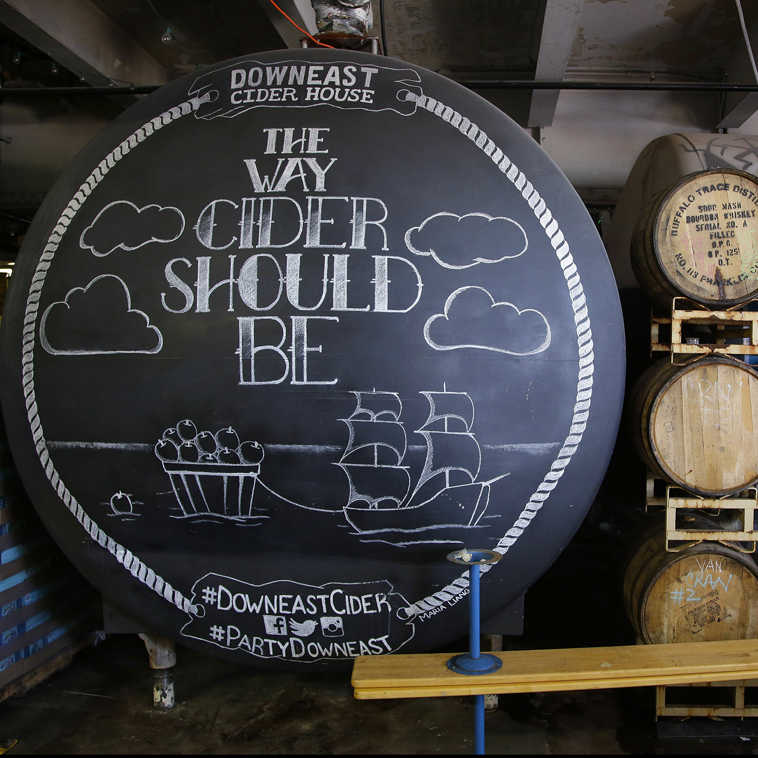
[446,653,503,675]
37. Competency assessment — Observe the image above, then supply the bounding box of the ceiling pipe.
[5,81,758,97]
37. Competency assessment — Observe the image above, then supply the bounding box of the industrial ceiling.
[2,0,758,254]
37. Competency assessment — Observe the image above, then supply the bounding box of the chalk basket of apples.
[154,420,265,517]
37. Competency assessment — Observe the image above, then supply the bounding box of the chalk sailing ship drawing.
[337,388,508,534]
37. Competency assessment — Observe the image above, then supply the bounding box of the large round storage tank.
[0,49,625,668]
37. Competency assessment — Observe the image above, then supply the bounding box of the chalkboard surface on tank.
[0,49,625,668]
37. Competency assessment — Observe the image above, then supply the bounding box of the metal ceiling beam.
[256,0,318,48]
[717,92,758,129]
[717,1,758,129]
[8,80,758,99]
[0,0,169,86]
[527,0,584,128]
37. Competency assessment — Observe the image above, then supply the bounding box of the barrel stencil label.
[1,49,624,665]
[655,171,758,303]
[182,575,414,661]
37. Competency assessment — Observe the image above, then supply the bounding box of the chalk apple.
[155,439,179,461]
[179,442,199,462]
[195,431,217,454]
[216,426,240,450]
[218,447,240,464]
[162,428,181,446]
[176,419,198,442]
[240,441,264,465]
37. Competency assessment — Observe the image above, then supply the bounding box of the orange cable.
[267,0,335,48]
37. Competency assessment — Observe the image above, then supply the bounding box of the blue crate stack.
[0,411,99,699]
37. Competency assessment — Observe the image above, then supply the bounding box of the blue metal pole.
[469,563,485,754]
[446,548,502,755]
[469,563,480,659]
[474,693,485,755]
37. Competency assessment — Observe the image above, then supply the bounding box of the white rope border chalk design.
[401,93,594,618]
[21,98,206,617]
[20,88,593,627]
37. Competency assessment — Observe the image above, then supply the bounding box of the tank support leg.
[138,634,176,710]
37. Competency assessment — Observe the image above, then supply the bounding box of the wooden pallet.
[644,473,757,552]
[650,296,758,362]
[351,639,758,700]
[656,679,758,719]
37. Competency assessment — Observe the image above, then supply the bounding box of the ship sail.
[404,389,482,507]
[337,462,411,508]
[338,390,411,509]
[340,418,407,465]
[419,391,474,432]
[350,391,402,421]
[414,430,482,487]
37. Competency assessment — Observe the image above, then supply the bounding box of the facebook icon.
[263,615,288,636]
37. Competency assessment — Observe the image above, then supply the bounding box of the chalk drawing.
[80,200,185,257]
[338,388,509,545]
[40,274,163,355]
[424,286,551,356]
[181,574,416,662]
[405,212,527,269]
[103,490,142,522]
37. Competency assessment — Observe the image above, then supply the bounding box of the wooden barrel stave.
[630,356,758,497]
[624,527,758,644]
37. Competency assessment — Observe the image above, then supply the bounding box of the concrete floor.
[2,631,758,755]
[2,495,757,754]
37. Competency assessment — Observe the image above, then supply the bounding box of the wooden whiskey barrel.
[624,527,758,644]
[631,169,758,307]
[631,356,758,496]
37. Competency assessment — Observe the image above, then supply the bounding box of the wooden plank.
[355,669,758,700]
[656,680,758,719]
[352,640,758,700]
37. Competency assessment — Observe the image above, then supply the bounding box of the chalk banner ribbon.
[182,574,415,662]
[188,59,423,118]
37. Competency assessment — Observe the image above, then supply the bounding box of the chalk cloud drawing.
[40,274,163,355]
[404,212,527,269]
[424,286,551,356]
[79,200,185,257]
